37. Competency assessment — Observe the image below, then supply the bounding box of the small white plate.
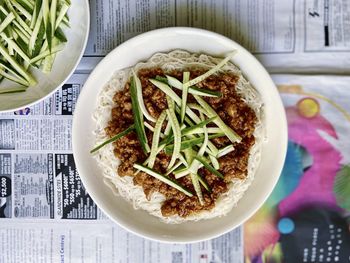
[0,0,90,112]
[73,27,288,243]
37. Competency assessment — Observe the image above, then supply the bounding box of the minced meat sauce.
[105,68,257,218]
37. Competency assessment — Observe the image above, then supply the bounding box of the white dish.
[0,0,90,112]
[72,27,288,243]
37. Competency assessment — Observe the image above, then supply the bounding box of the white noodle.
[92,50,264,224]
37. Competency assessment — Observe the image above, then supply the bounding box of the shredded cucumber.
[163,75,222,97]
[133,70,156,122]
[148,111,166,168]
[164,133,225,154]
[195,156,224,179]
[166,96,182,169]
[0,86,27,94]
[0,0,70,92]
[91,51,246,199]
[130,76,150,154]
[183,50,237,88]
[180,71,190,123]
[194,95,242,143]
[190,173,204,205]
[217,145,235,158]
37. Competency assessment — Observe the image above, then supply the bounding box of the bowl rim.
[73,27,288,243]
[0,0,90,113]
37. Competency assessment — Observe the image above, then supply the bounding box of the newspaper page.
[244,74,350,262]
[79,0,350,74]
[0,73,244,263]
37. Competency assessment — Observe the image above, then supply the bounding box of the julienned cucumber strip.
[0,43,36,85]
[17,0,34,12]
[150,79,204,125]
[0,0,71,90]
[197,173,211,192]
[190,173,204,205]
[150,79,181,104]
[90,124,135,154]
[42,0,52,51]
[54,26,67,42]
[4,0,33,35]
[180,71,190,123]
[148,111,166,168]
[217,145,234,158]
[183,50,237,88]
[133,71,156,122]
[30,0,42,29]
[0,68,28,86]
[55,2,69,29]
[166,75,222,97]
[0,12,15,33]
[181,117,216,135]
[194,95,242,143]
[50,0,58,34]
[165,160,183,175]
[30,43,64,64]
[158,117,216,146]
[166,96,182,169]
[0,6,30,39]
[195,156,224,179]
[164,133,225,154]
[134,164,193,197]
[0,86,27,94]
[12,0,32,20]
[130,76,150,154]
[1,33,30,63]
[158,75,222,97]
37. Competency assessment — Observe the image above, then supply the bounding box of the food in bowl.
[91,50,263,223]
[0,0,71,94]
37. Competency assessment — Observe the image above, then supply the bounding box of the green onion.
[134,164,193,197]
[90,125,135,154]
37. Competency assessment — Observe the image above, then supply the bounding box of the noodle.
[92,50,264,223]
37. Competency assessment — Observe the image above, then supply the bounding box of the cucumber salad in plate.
[91,50,264,224]
[0,0,70,94]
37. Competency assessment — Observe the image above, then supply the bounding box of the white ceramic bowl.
[73,27,288,243]
[0,0,90,112]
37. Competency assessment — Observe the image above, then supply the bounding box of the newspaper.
[2,0,350,262]
[79,0,350,74]
[0,73,243,263]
